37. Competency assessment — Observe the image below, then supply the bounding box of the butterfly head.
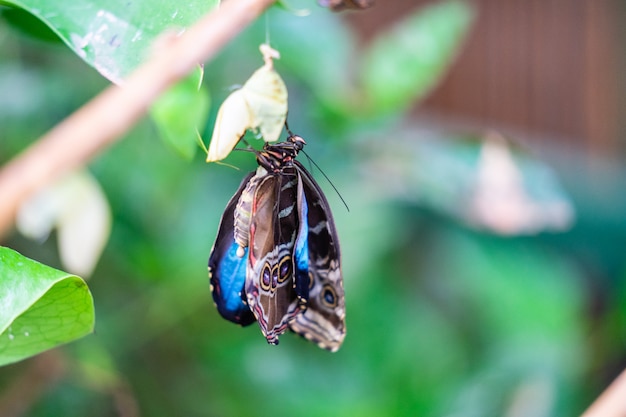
[287,134,306,150]
[257,133,306,172]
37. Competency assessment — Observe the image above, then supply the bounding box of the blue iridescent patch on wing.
[294,186,310,299]
[213,242,251,322]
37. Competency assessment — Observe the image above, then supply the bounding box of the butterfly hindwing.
[209,172,256,326]
[289,161,346,351]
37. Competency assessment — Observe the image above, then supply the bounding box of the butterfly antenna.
[301,150,350,212]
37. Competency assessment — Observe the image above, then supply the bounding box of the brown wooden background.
[346,0,625,156]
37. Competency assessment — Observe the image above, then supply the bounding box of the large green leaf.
[0,247,95,366]
[360,0,474,113]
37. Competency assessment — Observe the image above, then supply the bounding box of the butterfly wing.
[290,161,346,351]
[292,171,311,306]
[246,169,307,344]
[319,0,373,11]
[209,172,256,325]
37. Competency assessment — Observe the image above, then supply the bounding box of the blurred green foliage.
[1,1,625,416]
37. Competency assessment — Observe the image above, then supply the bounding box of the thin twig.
[0,0,277,238]
[582,368,626,417]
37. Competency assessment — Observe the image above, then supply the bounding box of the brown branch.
[582,368,626,417]
[0,0,277,238]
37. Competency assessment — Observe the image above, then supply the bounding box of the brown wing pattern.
[289,161,346,351]
[246,169,305,344]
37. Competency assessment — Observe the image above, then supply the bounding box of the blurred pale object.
[363,127,575,236]
[206,89,251,161]
[206,44,287,162]
[467,134,574,235]
[505,375,555,417]
[16,170,112,277]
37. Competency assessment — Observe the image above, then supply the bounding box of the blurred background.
[1,0,626,415]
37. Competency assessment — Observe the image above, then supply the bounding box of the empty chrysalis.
[206,44,288,162]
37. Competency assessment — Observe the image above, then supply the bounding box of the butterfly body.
[209,135,345,350]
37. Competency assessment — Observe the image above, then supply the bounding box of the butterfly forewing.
[209,172,256,326]
[246,168,306,344]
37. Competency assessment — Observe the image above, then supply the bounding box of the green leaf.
[0,0,220,82]
[0,247,95,366]
[0,8,62,43]
[360,0,474,113]
[151,69,210,159]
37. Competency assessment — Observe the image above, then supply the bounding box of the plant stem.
[0,0,277,238]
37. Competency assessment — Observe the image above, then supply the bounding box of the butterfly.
[209,134,345,351]
[318,0,374,11]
